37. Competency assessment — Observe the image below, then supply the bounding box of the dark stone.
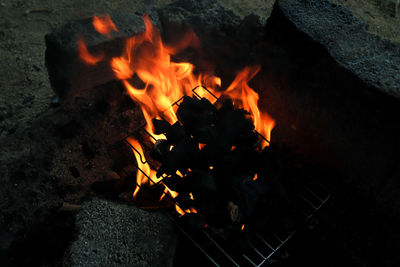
[268,0,400,98]
[158,0,240,42]
[260,0,400,224]
[22,95,35,104]
[45,12,160,103]
[63,198,176,267]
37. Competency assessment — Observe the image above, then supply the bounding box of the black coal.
[148,95,292,233]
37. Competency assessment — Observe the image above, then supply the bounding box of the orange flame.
[126,137,159,197]
[77,37,104,65]
[93,14,118,36]
[78,14,275,215]
[225,66,275,148]
[110,14,220,138]
[127,137,196,216]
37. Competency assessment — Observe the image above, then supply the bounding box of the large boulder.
[268,0,400,98]
[64,198,177,267]
[45,11,160,103]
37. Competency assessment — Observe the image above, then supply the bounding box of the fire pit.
[48,8,332,265]
[2,0,400,266]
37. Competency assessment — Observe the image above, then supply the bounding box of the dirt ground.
[0,0,398,141]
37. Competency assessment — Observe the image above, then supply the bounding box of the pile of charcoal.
[149,95,290,231]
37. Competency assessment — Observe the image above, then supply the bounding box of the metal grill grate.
[109,86,331,266]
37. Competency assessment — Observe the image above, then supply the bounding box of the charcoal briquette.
[166,122,187,144]
[152,118,171,135]
[156,139,198,177]
[149,139,170,162]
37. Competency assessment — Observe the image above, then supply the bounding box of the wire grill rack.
[109,86,331,266]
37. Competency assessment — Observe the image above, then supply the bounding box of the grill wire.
[109,86,331,266]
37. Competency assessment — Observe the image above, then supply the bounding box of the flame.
[127,137,159,197]
[78,14,275,216]
[77,37,104,65]
[110,14,220,138]
[225,66,275,148]
[93,14,118,36]
[127,137,196,216]
[241,224,245,231]
[253,174,258,181]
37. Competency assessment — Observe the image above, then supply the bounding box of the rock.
[159,0,263,85]
[267,0,400,98]
[158,0,241,40]
[45,11,160,103]
[63,198,177,267]
[260,0,400,222]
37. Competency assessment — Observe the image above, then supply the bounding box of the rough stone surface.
[64,198,177,267]
[274,0,400,98]
[45,11,160,102]
[158,0,241,38]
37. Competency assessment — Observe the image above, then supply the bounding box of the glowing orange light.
[93,14,118,36]
[241,224,245,231]
[225,66,275,148]
[126,137,159,197]
[110,14,221,140]
[77,37,104,65]
[253,174,258,181]
[78,14,276,217]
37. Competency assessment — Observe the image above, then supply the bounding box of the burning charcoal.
[173,193,195,210]
[215,94,234,112]
[186,170,217,193]
[192,125,217,144]
[162,174,185,192]
[152,118,171,135]
[166,122,187,145]
[230,175,268,219]
[149,139,171,162]
[215,107,255,149]
[156,138,199,177]
[176,96,216,134]
[179,213,205,231]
